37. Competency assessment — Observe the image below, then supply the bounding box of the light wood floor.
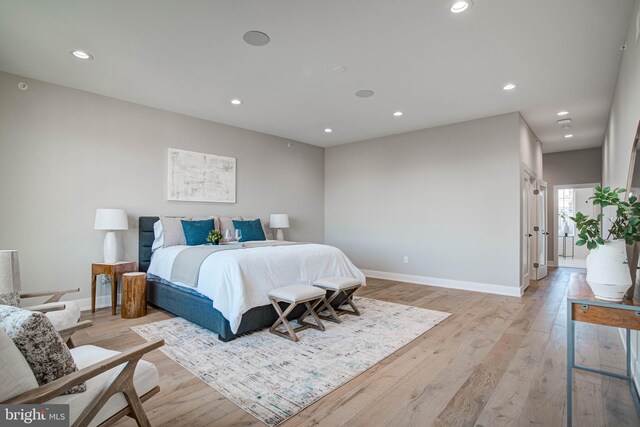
[76,267,640,426]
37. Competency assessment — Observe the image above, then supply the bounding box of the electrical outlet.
[403,256,409,264]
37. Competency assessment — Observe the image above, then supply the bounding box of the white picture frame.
[167,148,236,203]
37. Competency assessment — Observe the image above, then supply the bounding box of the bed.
[138,216,365,341]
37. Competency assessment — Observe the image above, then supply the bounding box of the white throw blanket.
[148,242,366,333]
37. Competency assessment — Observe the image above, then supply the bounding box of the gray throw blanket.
[170,241,302,287]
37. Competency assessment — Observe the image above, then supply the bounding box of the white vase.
[586,239,632,301]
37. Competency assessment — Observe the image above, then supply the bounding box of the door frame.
[520,164,538,292]
[535,179,549,280]
[552,182,600,267]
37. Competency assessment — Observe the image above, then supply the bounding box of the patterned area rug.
[132,297,450,426]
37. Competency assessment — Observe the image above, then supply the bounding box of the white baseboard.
[71,294,122,312]
[361,269,522,297]
[548,261,558,267]
[618,328,640,393]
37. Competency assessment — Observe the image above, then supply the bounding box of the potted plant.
[571,185,640,301]
[206,229,223,245]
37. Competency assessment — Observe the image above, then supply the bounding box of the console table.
[567,273,640,425]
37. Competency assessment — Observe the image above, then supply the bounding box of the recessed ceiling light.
[557,118,572,126]
[355,90,375,98]
[564,134,574,138]
[324,128,333,133]
[70,50,93,60]
[557,111,570,116]
[502,83,517,91]
[243,31,270,46]
[450,1,471,13]
[393,111,403,117]
[333,65,348,73]
[230,99,242,105]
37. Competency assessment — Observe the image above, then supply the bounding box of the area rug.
[132,297,450,426]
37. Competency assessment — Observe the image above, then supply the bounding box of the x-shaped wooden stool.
[312,277,362,322]
[268,285,328,342]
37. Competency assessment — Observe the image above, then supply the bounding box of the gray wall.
[0,71,325,302]
[542,148,602,260]
[325,112,522,289]
[602,0,640,390]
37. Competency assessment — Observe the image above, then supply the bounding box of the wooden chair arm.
[4,339,165,404]
[57,320,93,342]
[22,303,66,313]
[20,288,80,303]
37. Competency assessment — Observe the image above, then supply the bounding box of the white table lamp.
[270,214,290,241]
[0,250,21,297]
[95,209,128,263]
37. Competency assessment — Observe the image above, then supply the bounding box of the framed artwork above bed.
[167,148,236,203]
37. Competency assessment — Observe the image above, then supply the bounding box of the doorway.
[553,183,600,268]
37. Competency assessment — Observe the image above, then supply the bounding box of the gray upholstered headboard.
[139,216,159,272]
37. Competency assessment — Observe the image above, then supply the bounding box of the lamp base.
[275,229,284,241]
[103,231,118,263]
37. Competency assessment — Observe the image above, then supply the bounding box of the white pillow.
[151,220,163,252]
[154,217,192,250]
[0,327,38,402]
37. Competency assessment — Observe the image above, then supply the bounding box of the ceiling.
[0,0,635,152]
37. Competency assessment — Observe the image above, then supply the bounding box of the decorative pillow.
[0,291,20,307]
[0,305,86,394]
[0,327,38,402]
[181,219,215,246]
[242,216,271,239]
[232,219,267,242]
[219,216,242,242]
[159,216,192,248]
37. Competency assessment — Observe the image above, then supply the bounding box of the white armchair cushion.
[0,328,38,402]
[47,345,159,427]
[44,300,81,330]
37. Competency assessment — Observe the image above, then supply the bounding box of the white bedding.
[147,242,366,333]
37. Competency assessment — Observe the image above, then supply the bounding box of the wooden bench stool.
[268,285,328,342]
[121,272,147,319]
[312,276,362,323]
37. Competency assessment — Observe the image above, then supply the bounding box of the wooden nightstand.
[91,261,137,315]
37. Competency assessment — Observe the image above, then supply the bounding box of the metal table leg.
[567,301,574,427]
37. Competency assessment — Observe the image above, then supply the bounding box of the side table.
[91,261,137,315]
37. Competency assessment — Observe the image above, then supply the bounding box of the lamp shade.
[269,214,290,229]
[94,208,129,230]
[0,250,21,294]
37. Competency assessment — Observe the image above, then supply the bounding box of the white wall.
[601,0,640,397]
[325,112,522,294]
[0,71,325,302]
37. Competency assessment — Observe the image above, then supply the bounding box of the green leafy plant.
[571,185,640,250]
[206,229,222,244]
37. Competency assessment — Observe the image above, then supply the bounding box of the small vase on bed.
[206,229,222,246]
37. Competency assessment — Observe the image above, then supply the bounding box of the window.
[558,188,575,236]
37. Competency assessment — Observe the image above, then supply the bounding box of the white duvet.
[147,242,366,333]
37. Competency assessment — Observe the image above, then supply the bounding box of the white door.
[534,180,548,279]
[521,172,532,289]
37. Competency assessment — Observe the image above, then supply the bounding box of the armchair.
[0,326,164,427]
[1,250,82,333]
